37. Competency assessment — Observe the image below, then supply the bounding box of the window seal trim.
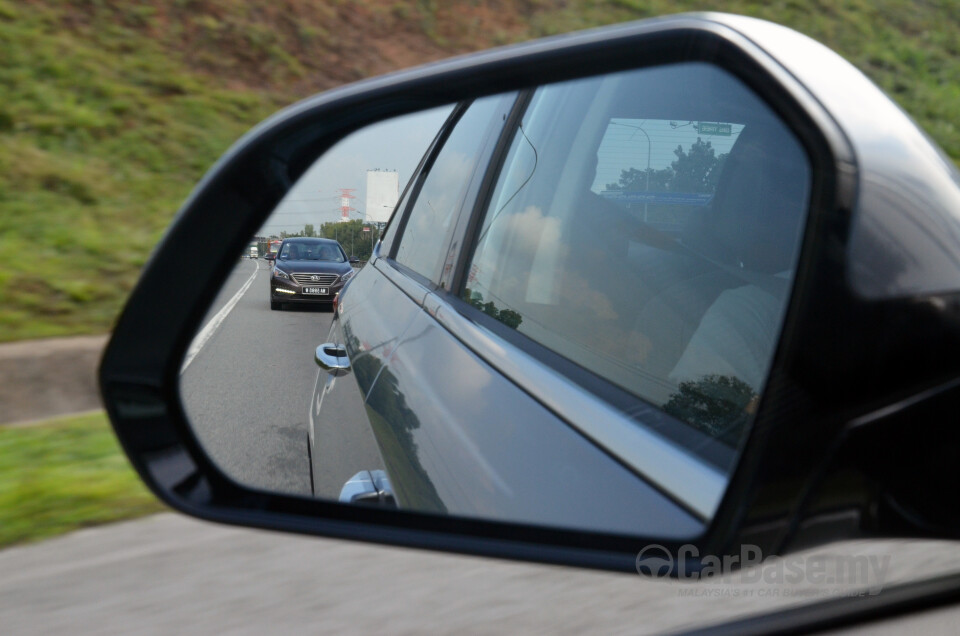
[447,90,535,294]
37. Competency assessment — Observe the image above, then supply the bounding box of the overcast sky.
[259,105,454,236]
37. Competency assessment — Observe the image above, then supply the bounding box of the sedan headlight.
[273,267,291,281]
[340,269,356,283]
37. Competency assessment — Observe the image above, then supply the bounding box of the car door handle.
[315,343,351,376]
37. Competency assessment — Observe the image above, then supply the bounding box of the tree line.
[271,219,382,261]
[606,137,729,194]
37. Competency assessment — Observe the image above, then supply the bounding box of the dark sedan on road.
[270,237,356,310]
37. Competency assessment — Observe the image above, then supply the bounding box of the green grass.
[0,1,285,342]
[0,411,164,548]
[2,0,959,342]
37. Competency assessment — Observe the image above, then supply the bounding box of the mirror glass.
[179,106,453,496]
[181,63,812,537]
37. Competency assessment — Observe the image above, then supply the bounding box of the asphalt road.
[180,258,356,498]
[4,513,960,635]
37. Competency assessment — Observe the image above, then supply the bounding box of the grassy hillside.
[1,0,958,342]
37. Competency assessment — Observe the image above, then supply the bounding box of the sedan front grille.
[292,272,339,286]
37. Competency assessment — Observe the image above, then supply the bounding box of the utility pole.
[632,127,652,222]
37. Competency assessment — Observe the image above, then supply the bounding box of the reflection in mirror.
[179,106,453,496]
[181,63,811,537]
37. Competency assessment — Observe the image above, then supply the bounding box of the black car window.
[461,63,811,446]
[394,95,505,284]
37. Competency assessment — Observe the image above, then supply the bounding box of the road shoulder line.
[180,262,259,374]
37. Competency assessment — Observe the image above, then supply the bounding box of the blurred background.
[2,1,959,633]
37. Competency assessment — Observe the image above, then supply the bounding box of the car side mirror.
[100,14,960,576]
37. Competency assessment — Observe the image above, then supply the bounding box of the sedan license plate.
[303,287,328,295]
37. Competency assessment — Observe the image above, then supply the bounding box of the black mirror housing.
[100,13,960,575]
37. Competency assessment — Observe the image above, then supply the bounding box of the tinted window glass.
[280,240,345,262]
[395,95,504,283]
[463,63,810,446]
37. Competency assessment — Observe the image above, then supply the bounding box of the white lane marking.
[180,261,259,374]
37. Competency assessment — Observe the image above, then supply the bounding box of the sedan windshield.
[280,242,344,262]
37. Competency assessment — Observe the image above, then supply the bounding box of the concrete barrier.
[0,335,108,425]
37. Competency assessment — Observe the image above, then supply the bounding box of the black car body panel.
[308,266,422,495]
[312,258,704,536]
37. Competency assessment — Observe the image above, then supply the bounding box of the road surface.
[181,258,372,499]
[3,513,960,635]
